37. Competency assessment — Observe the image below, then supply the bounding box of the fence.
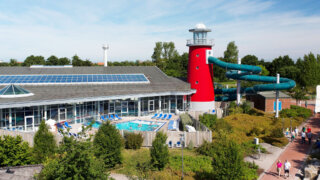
[119,130,212,147]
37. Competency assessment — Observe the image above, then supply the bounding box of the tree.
[33,120,56,163]
[211,135,245,179]
[37,135,108,179]
[291,87,308,106]
[241,55,259,65]
[150,131,169,170]
[0,135,34,167]
[93,121,123,168]
[9,59,19,66]
[46,55,59,65]
[257,65,270,76]
[297,53,320,86]
[58,57,71,65]
[224,41,238,63]
[72,55,84,66]
[23,55,46,66]
[269,55,294,76]
[151,42,162,63]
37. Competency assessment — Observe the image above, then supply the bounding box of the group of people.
[276,160,291,179]
[287,126,313,144]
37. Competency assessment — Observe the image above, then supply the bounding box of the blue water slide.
[208,56,296,101]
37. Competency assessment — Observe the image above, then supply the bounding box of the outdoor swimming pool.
[115,120,165,132]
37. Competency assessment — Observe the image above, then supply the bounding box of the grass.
[113,148,212,180]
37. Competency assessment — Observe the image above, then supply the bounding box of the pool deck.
[57,115,180,135]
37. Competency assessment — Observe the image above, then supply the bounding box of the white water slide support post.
[236,58,241,105]
[275,74,280,118]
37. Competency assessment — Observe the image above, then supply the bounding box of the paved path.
[260,114,320,180]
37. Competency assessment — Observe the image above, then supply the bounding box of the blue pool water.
[115,120,165,131]
[85,121,101,128]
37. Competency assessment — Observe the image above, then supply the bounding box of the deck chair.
[161,114,168,120]
[156,114,163,119]
[64,121,72,128]
[151,113,158,119]
[109,114,115,121]
[115,114,122,120]
[166,114,172,120]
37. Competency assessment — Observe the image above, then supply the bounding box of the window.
[196,54,199,57]
[148,100,155,112]
[196,66,199,70]
[195,81,199,84]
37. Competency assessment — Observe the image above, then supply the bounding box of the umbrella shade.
[45,119,56,126]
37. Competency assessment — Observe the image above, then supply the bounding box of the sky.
[0,0,320,63]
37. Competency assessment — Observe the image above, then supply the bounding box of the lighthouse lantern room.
[187,24,215,112]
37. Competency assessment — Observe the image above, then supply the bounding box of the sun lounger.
[156,114,163,119]
[176,141,181,148]
[101,115,106,121]
[64,121,72,128]
[109,114,115,121]
[168,141,172,148]
[56,123,64,130]
[161,114,168,120]
[115,114,122,120]
[151,113,158,119]
[104,115,110,121]
[166,114,172,120]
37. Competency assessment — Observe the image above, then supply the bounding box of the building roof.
[0,66,194,108]
[257,91,291,99]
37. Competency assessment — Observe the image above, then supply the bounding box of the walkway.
[260,113,320,180]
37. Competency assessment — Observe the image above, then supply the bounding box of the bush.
[187,140,194,150]
[270,128,284,138]
[124,132,143,149]
[33,120,56,163]
[199,114,218,130]
[0,135,34,167]
[248,108,265,116]
[150,132,169,170]
[179,114,193,131]
[240,101,252,114]
[280,105,312,119]
[93,121,123,168]
[37,136,108,179]
[211,136,246,180]
[196,141,215,157]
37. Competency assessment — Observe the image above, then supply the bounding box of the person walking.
[307,127,311,133]
[284,160,291,179]
[295,127,299,137]
[307,132,312,145]
[302,126,306,133]
[276,160,282,177]
[301,131,306,144]
[291,131,295,142]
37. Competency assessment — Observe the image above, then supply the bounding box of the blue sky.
[0,0,320,62]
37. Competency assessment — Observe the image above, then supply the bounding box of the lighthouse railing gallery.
[186,39,214,46]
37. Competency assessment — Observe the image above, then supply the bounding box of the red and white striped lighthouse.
[187,24,215,111]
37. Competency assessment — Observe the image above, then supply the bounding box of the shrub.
[33,120,56,163]
[248,108,265,116]
[270,128,284,138]
[150,132,169,170]
[280,105,312,119]
[187,140,194,150]
[169,155,212,173]
[124,132,143,149]
[179,114,193,131]
[196,141,215,157]
[93,121,123,168]
[241,101,252,114]
[37,136,108,179]
[0,135,34,167]
[199,114,218,130]
[211,136,246,180]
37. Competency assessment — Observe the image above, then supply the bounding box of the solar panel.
[0,74,149,85]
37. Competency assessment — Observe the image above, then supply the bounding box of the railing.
[186,39,214,46]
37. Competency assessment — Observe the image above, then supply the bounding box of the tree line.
[1,41,319,89]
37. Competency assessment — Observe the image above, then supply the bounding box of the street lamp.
[180,133,185,179]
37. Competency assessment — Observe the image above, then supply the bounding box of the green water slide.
[208,56,296,101]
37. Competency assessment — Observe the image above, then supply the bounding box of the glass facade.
[0,95,188,132]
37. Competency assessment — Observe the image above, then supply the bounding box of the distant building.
[246,91,293,112]
[96,62,105,66]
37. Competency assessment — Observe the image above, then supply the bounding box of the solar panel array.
[0,74,149,85]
